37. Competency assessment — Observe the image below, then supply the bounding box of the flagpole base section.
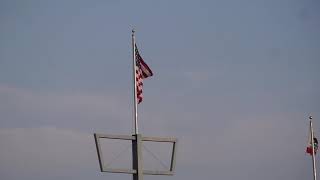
[132,134,143,180]
[93,133,178,177]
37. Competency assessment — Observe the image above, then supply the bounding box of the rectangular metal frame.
[94,133,177,175]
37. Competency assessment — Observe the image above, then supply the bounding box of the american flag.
[135,44,153,104]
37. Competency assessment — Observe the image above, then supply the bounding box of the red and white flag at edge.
[135,44,153,104]
[306,137,318,156]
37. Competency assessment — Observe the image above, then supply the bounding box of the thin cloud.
[0,85,132,132]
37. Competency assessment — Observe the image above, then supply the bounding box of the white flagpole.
[132,29,139,135]
[310,116,317,180]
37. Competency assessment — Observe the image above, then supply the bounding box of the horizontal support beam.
[143,170,174,176]
[102,168,174,176]
[142,136,177,143]
[94,133,135,140]
[103,168,136,174]
[95,133,177,142]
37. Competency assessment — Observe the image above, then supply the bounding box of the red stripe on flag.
[135,44,152,104]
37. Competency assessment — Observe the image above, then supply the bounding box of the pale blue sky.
[0,0,319,180]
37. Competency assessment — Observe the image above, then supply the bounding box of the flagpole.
[310,116,317,180]
[132,29,139,135]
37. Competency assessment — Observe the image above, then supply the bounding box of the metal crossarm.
[93,133,177,177]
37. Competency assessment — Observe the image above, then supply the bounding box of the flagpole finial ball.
[309,116,313,120]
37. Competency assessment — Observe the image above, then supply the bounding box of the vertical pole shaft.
[132,29,143,180]
[132,29,138,135]
[310,117,317,180]
[132,134,143,180]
